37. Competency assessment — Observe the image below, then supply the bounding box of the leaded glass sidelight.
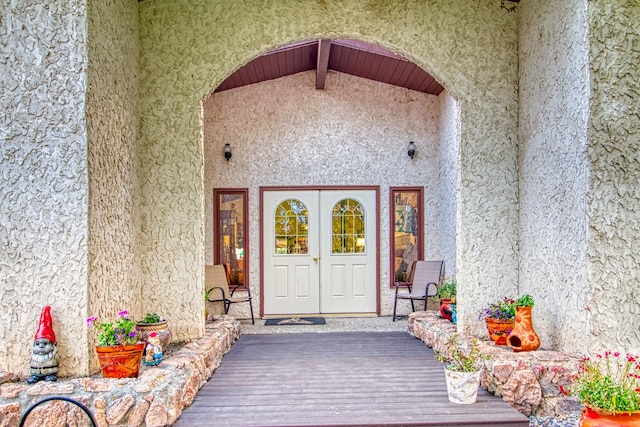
[214,189,248,290]
[332,198,365,254]
[390,187,424,287]
[274,199,309,255]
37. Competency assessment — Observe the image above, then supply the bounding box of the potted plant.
[506,294,540,352]
[136,312,171,350]
[565,351,640,426]
[436,334,491,404]
[435,277,456,321]
[87,310,144,378]
[477,297,516,346]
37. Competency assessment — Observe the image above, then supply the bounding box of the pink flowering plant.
[566,351,640,414]
[87,310,139,346]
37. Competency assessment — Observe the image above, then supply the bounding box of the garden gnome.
[143,332,163,366]
[27,306,60,384]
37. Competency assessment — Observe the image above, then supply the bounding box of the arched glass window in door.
[274,199,308,255]
[332,198,365,254]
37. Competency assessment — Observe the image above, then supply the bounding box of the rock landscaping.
[0,317,240,427]
[408,311,583,417]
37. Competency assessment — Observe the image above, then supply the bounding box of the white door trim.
[260,186,380,317]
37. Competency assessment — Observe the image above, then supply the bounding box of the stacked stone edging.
[408,311,583,417]
[0,317,240,427]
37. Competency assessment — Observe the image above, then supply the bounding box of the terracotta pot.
[506,306,540,352]
[439,299,455,321]
[96,343,145,378]
[580,406,640,427]
[484,318,515,346]
[444,368,481,404]
[136,320,171,349]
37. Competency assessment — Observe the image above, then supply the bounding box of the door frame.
[260,185,381,317]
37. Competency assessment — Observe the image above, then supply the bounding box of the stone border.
[408,311,583,417]
[0,317,240,427]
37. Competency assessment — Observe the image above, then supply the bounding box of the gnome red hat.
[34,306,56,343]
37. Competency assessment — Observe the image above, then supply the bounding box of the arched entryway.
[138,1,519,341]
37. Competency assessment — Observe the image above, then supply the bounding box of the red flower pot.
[580,406,640,427]
[95,343,145,378]
[484,318,515,346]
[439,299,454,321]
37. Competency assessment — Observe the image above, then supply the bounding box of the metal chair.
[19,395,98,427]
[206,265,255,324]
[392,260,444,321]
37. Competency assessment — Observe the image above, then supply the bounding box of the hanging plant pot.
[444,368,481,404]
[506,306,540,352]
[484,318,515,346]
[95,343,145,378]
[580,407,640,427]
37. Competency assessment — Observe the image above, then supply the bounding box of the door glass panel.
[331,198,365,254]
[274,199,308,255]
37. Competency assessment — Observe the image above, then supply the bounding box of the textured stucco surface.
[438,91,460,277]
[86,0,141,373]
[17,0,640,377]
[203,71,442,317]
[586,1,640,354]
[518,0,590,352]
[139,0,519,339]
[0,2,89,376]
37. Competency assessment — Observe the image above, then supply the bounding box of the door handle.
[313,256,319,262]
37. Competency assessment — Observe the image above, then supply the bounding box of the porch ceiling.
[214,39,445,95]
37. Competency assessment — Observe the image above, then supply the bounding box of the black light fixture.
[407,141,416,159]
[223,143,232,161]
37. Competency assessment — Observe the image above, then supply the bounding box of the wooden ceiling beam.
[316,39,331,90]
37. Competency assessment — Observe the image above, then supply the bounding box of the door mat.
[264,317,326,326]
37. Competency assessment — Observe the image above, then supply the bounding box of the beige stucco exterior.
[1,0,638,378]
[203,71,446,318]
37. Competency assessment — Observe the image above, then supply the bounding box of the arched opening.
[202,39,460,320]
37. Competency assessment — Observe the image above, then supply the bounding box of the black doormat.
[264,317,326,326]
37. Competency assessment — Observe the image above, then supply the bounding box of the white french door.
[263,189,377,315]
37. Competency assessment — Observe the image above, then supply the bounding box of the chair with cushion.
[206,265,255,324]
[392,260,444,321]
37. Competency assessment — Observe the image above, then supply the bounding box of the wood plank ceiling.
[215,39,445,96]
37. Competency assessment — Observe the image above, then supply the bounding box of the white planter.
[444,367,481,404]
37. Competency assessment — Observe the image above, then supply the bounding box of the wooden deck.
[174,332,529,427]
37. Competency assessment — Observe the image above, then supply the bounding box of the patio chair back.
[410,260,443,298]
[392,260,444,321]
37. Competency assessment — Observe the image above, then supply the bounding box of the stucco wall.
[139,0,519,337]
[0,2,89,376]
[518,0,590,352]
[438,91,460,277]
[203,71,442,317]
[586,1,640,354]
[86,0,142,373]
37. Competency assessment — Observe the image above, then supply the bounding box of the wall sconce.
[223,143,232,161]
[407,141,416,159]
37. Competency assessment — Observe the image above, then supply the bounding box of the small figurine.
[143,332,163,366]
[27,306,60,384]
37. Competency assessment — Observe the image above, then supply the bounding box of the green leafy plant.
[140,312,163,324]
[435,277,457,303]
[514,294,535,307]
[436,334,491,372]
[478,297,516,321]
[564,351,640,414]
[87,310,139,346]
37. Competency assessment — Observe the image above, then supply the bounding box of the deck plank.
[174,332,529,427]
